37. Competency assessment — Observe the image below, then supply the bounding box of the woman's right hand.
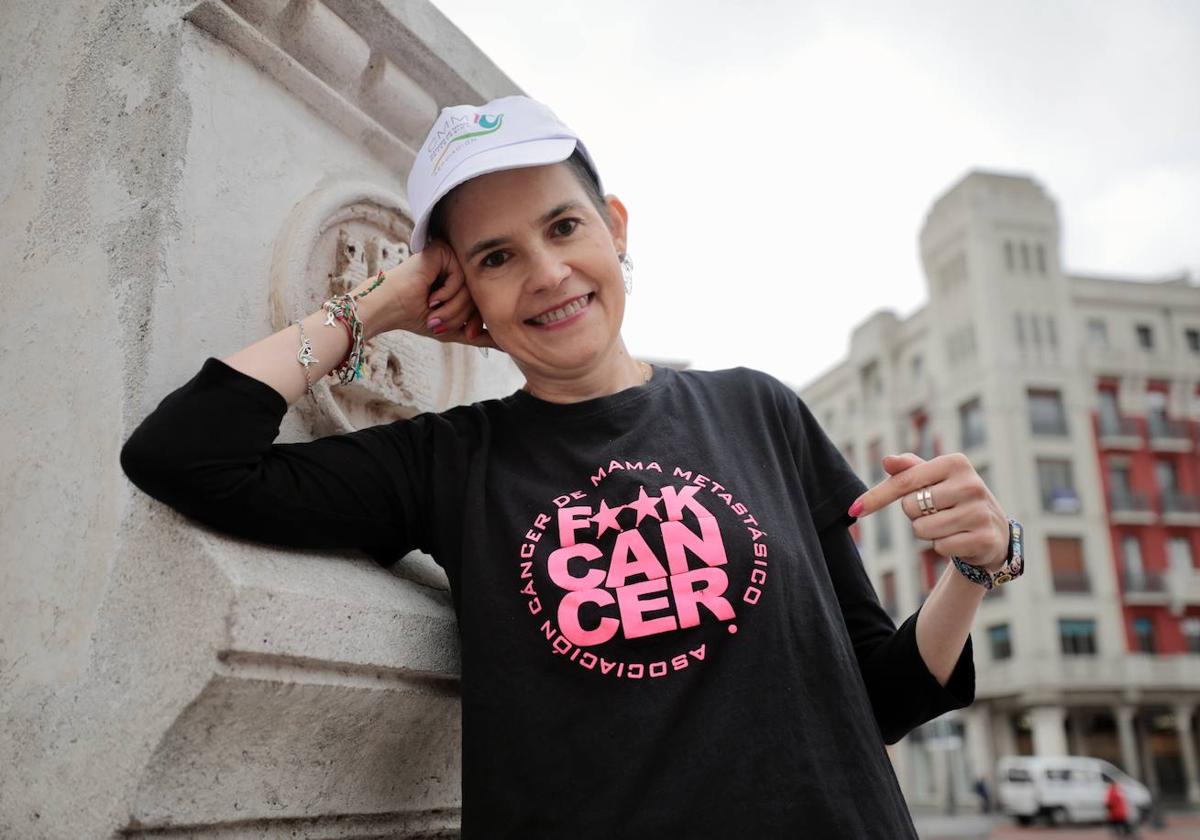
[362,238,495,349]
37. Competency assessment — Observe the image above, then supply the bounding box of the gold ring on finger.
[916,486,938,516]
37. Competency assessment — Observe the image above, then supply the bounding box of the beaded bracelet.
[308,268,389,387]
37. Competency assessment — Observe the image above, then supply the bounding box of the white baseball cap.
[406,95,603,253]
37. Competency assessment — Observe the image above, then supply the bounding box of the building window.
[1186,328,1200,354]
[1031,315,1042,348]
[929,554,947,586]
[1046,315,1058,349]
[1109,461,1130,493]
[1020,242,1031,273]
[1028,388,1068,436]
[912,412,934,460]
[1146,389,1170,438]
[1038,458,1081,513]
[875,506,892,551]
[1107,461,1145,514]
[1098,387,1123,435]
[959,397,986,449]
[1136,323,1154,350]
[1048,536,1090,593]
[1168,536,1196,572]
[988,624,1012,660]
[1133,616,1156,654]
[1004,241,1015,272]
[1183,618,1200,654]
[1014,312,1025,347]
[1036,242,1047,274]
[841,443,856,474]
[1121,534,1146,589]
[911,354,923,381]
[861,360,882,403]
[868,438,884,483]
[881,570,898,618]
[1059,619,1098,655]
[1154,457,1179,496]
[1087,318,1109,348]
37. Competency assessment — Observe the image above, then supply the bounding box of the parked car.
[996,755,1152,826]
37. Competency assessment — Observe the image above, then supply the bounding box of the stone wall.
[0,1,523,836]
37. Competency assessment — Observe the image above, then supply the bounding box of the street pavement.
[912,808,1200,840]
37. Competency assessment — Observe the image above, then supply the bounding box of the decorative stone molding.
[268,181,493,434]
[187,0,520,172]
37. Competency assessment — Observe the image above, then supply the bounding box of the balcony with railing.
[1108,488,1156,524]
[979,653,1200,698]
[1042,487,1082,514]
[1161,490,1200,526]
[1097,415,1141,449]
[1148,416,1193,451]
[1032,417,1069,437]
[1052,571,1092,594]
[1123,569,1168,605]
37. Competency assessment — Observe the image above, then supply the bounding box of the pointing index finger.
[847,456,952,518]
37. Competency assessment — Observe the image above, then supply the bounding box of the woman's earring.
[477,322,490,357]
[620,252,634,294]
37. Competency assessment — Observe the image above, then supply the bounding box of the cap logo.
[428,111,505,177]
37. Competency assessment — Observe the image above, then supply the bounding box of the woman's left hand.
[847,452,1010,572]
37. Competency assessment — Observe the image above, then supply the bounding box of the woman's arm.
[118,355,436,565]
[915,554,986,686]
[818,522,974,745]
[120,242,481,564]
[770,378,975,743]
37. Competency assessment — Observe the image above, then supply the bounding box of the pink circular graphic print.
[514,458,772,681]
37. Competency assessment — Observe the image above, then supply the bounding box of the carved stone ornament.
[269,181,489,435]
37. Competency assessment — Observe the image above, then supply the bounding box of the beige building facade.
[798,171,1200,811]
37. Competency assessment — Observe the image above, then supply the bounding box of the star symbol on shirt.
[626,486,663,526]
[591,499,625,537]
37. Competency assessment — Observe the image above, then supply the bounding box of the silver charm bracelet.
[294,319,318,395]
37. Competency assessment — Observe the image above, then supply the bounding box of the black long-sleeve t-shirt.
[120,357,974,838]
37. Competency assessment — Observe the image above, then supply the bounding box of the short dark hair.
[424,148,610,246]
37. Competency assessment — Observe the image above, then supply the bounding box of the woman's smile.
[525,291,595,330]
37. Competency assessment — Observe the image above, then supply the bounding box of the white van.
[996,755,1152,826]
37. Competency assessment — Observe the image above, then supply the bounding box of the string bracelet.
[308,268,389,387]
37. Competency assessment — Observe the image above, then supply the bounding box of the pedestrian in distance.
[120,94,1025,838]
[1106,778,1140,837]
[973,776,992,814]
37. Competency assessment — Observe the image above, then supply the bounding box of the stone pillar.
[993,710,1018,759]
[1067,708,1088,756]
[1029,705,1069,756]
[965,704,996,784]
[0,2,524,838]
[1173,702,1200,805]
[928,740,947,807]
[1138,709,1160,793]
[1116,704,1142,779]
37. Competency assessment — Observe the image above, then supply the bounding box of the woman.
[120,95,1021,838]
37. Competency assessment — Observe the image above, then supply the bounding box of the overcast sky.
[432,0,1200,390]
